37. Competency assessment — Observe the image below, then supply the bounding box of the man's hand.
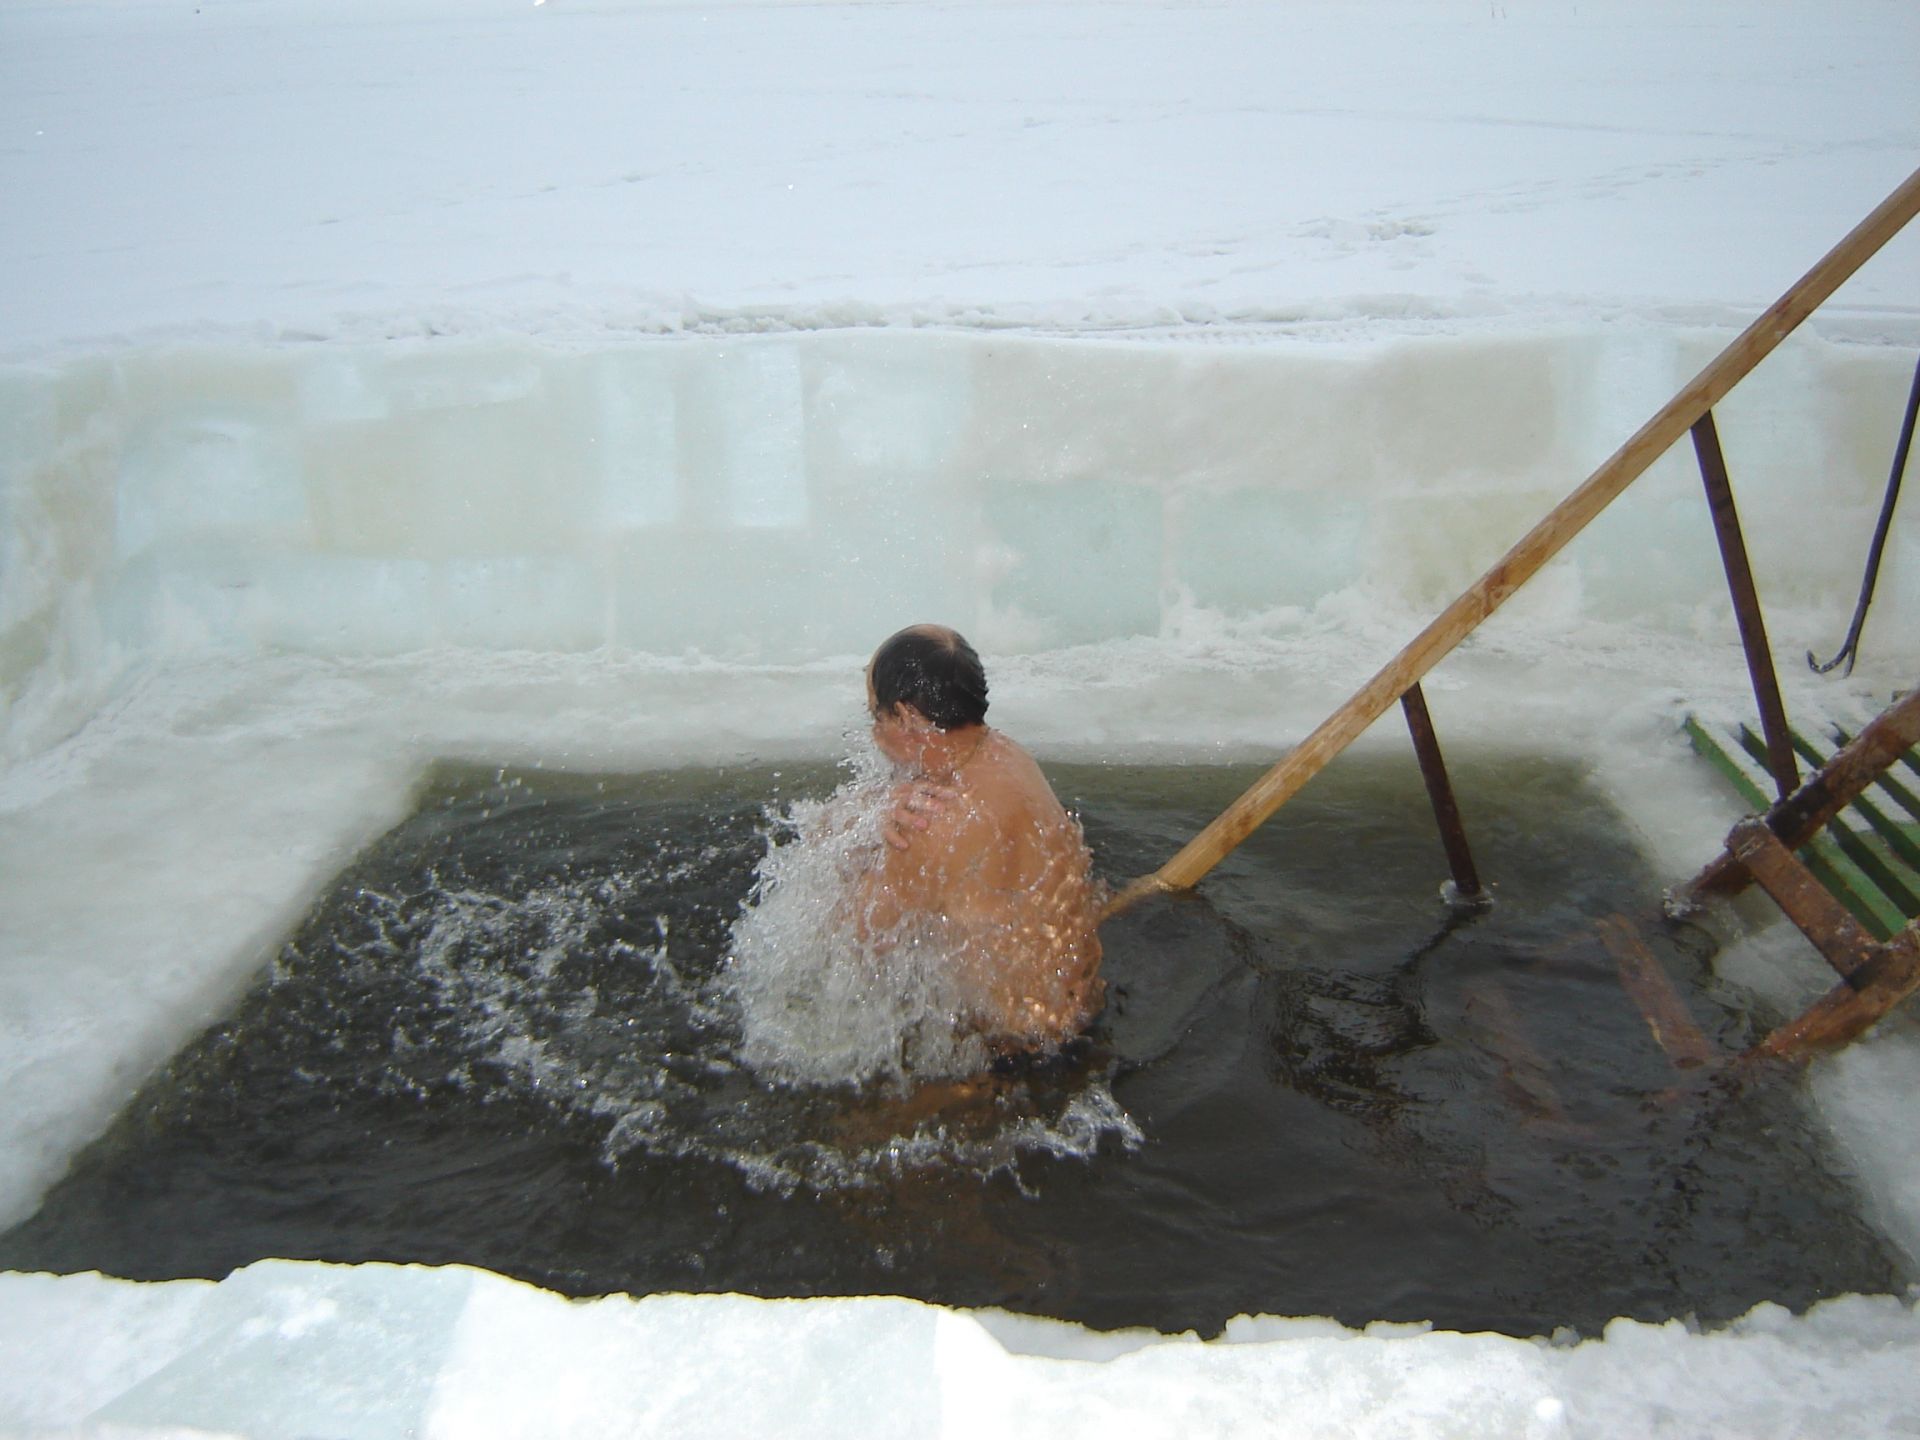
[882,778,959,851]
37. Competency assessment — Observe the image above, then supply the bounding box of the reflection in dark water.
[0,756,1904,1337]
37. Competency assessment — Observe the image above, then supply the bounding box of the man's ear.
[893,702,935,732]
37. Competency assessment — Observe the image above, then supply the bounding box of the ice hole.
[0,754,1901,1338]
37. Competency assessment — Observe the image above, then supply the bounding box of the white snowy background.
[2,0,1919,1435]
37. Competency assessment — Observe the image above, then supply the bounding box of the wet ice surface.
[0,756,1901,1337]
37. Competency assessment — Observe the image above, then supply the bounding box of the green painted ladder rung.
[1684,716,1911,942]
[1685,713,1769,810]
[1798,730,1920,877]
[1733,723,1918,932]
[1687,716,1896,939]
[1898,739,1920,784]
[1830,723,1920,830]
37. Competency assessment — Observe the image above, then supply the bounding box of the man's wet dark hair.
[870,625,989,731]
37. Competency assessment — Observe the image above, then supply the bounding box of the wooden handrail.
[1102,164,1920,921]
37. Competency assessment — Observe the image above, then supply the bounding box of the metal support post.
[1692,410,1798,798]
[1400,683,1488,906]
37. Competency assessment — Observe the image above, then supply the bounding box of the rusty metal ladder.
[1681,690,1920,1058]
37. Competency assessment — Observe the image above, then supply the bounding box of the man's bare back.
[851,626,1103,1051]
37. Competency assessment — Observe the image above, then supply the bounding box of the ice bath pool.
[1,751,1901,1338]
[3,310,1918,1432]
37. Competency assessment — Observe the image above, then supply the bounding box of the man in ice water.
[855,624,1104,1054]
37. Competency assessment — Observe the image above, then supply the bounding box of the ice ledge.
[1,1259,1916,1439]
[9,297,1920,370]
[7,325,1916,764]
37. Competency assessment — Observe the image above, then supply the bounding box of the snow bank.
[3,0,1917,354]
[2,1260,1916,1439]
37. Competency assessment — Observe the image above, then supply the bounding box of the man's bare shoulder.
[966,731,1049,793]
[879,775,989,875]
[974,733,1076,824]
[879,731,1067,868]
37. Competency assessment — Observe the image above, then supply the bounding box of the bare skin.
[855,659,1103,1051]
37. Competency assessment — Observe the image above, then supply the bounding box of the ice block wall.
[3,328,1914,756]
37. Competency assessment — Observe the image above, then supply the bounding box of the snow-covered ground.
[2,0,1919,1435]
[5,0,1917,350]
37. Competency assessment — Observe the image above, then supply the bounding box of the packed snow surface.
[3,0,1920,1435]
[2,0,1916,351]
[4,1261,1920,1440]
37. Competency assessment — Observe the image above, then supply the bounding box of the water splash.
[254,756,1139,1195]
[724,748,997,1088]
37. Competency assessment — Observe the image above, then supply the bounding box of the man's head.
[867,624,989,733]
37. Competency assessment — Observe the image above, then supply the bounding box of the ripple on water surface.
[0,755,1904,1336]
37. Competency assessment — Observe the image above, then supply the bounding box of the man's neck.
[917,724,988,780]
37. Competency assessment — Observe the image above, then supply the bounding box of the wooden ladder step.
[1596,913,1716,1069]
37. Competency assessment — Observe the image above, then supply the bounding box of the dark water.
[0,755,1903,1336]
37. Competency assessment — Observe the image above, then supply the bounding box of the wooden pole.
[1102,165,1920,922]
